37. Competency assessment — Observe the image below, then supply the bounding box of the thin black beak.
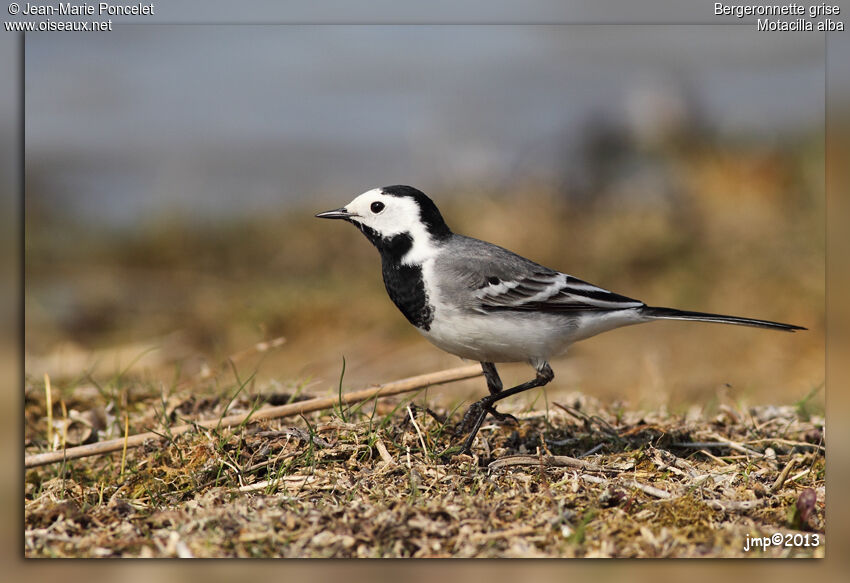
[315,207,357,220]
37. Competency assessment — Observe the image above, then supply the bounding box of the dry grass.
[24,365,824,558]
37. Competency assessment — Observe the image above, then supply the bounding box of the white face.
[333,187,440,265]
[342,188,426,239]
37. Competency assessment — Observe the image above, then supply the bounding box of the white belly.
[419,307,646,364]
[418,310,568,363]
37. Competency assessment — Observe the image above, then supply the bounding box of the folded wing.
[475,270,644,313]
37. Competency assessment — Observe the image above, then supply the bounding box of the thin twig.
[631,480,674,499]
[672,441,738,449]
[579,473,606,484]
[488,454,620,474]
[745,438,825,452]
[704,499,765,512]
[59,400,68,452]
[44,373,53,449]
[120,413,129,479]
[375,438,396,466]
[552,402,620,438]
[579,443,604,458]
[407,405,429,458]
[698,449,730,465]
[25,364,483,468]
[705,432,764,457]
[770,457,798,493]
[789,468,811,483]
[252,428,331,448]
[673,438,763,457]
[471,526,537,541]
[241,448,296,474]
[237,475,314,493]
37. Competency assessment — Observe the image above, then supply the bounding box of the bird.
[316,185,805,453]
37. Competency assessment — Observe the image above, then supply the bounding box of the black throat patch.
[353,224,434,330]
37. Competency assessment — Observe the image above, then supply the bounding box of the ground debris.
[24,386,825,558]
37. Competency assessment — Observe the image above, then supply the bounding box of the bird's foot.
[458,400,519,433]
[456,399,520,454]
[458,400,488,434]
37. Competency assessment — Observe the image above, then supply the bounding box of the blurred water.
[25,26,823,227]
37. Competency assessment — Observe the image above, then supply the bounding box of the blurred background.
[25,25,824,414]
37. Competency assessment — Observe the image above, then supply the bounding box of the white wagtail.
[316,185,805,452]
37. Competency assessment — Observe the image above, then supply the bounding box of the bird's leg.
[479,362,518,425]
[481,362,503,395]
[459,363,555,454]
[457,363,505,434]
[457,364,515,433]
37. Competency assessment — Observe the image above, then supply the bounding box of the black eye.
[370,201,385,214]
[487,277,500,285]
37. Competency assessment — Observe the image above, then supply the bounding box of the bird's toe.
[487,407,518,425]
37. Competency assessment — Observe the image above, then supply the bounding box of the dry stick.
[237,475,315,494]
[488,454,620,474]
[375,438,396,466]
[25,364,484,468]
[746,438,825,452]
[580,474,606,484]
[119,413,129,479]
[44,373,53,449]
[59,400,68,451]
[472,526,538,542]
[789,468,810,482]
[406,405,429,458]
[631,480,674,500]
[704,432,764,457]
[698,448,729,466]
[770,457,798,493]
[705,499,765,512]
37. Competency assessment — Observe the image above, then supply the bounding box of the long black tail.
[642,306,805,332]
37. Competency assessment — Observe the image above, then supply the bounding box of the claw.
[457,401,518,455]
[454,363,554,453]
[486,407,518,425]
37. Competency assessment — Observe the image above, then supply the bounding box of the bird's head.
[316,185,452,263]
